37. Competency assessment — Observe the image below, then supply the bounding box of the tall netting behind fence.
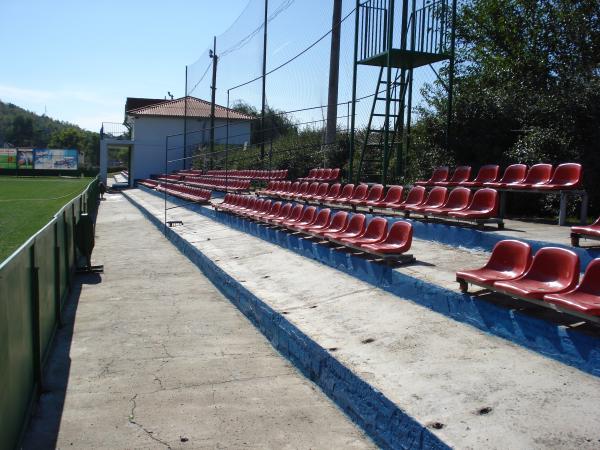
[169,0,448,182]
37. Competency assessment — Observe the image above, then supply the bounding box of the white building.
[100,96,253,184]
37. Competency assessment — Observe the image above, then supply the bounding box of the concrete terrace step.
[124,188,600,449]
[23,193,375,449]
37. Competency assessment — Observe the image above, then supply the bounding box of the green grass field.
[0,176,93,262]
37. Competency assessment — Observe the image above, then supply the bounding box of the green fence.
[0,177,99,450]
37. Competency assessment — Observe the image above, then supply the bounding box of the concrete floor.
[22,193,375,449]
[125,189,600,449]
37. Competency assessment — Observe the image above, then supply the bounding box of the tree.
[416,0,600,214]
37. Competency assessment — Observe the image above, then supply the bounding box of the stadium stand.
[155,183,212,203]
[297,168,341,182]
[214,195,414,262]
[456,243,600,322]
[571,216,600,247]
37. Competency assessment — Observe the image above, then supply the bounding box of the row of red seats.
[456,240,600,321]
[157,174,183,182]
[571,217,600,247]
[138,179,159,188]
[297,168,340,182]
[204,169,288,180]
[155,183,212,203]
[259,181,500,221]
[214,194,414,261]
[184,176,250,192]
[416,163,582,190]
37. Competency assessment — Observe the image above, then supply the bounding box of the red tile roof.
[127,96,254,121]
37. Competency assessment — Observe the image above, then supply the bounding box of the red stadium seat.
[320,168,332,181]
[283,181,299,196]
[435,166,472,186]
[301,182,320,200]
[366,185,403,208]
[415,167,449,186]
[301,169,317,181]
[350,184,384,207]
[536,163,582,190]
[340,217,388,245]
[282,205,315,227]
[321,183,343,202]
[248,199,272,219]
[328,168,341,181]
[423,187,471,215]
[243,198,265,216]
[404,187,448,213]
[571,216,600,246]
[344,184,369,206]
[265,202,293,223]
[461,165,500,187]
[260,202,283,221]
[456,240,532,292]
[291,182,310,198]
[314,169,325,181]
[311,211,349,237]
[394,186,426,211]
[493,247,580,300]
[447,188,498,220]
[306,182,329,201]
[323,213,366,240]
[513,163,553,188]
[287,206,317,229]
[360,220,413,255]
[485,164,527,188]
[275,204,304,225]
[544,259,600,317]
[331,184,355,204]
[297,208,331,232]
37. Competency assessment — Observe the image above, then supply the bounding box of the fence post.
[54,222,63,327]
[30,244,43,395]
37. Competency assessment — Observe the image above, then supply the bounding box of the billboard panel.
[17,149,33,169]
[33,149,78,170]
[0,148,17,169]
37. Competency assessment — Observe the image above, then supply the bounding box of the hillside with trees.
[0,100,99,167]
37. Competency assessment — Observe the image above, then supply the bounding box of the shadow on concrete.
[21,272,101,450]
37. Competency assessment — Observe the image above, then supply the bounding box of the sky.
[0,0,250,131]
[0,0,438,132]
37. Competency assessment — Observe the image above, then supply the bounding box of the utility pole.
[183,67,188,170]
[260,0,269,160]
[326,0,342,145]
[209,36,218,155]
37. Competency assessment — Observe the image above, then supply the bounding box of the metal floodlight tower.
[349,0,457,185]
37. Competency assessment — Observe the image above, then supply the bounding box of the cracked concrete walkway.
[22,192,374,449]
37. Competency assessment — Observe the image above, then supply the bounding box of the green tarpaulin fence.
[0,177,99,450]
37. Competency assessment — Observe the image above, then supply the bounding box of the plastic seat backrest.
[449,166,472,182]
[362,217,388,239]
[325,183,342,198]
[338,184,355,199]
[577,259,600,296]
[366,184,384,201]
[259,200,272,213]
[522,248,579,288]
[522,164,553,184]
[442,187,471,209]
[423,187,448,206]
[288,181,300,194]
[345,214,367,234]
[327,211,349,231]
[485,240,532,275]
[254,199,265,211]
[286,204,304,221]
[473,164,500,183]
[321,168,332,180]
[547,163,582,186]
[382,185,403,203]
[499,164,527,183]
[315,183,329,197]
[305,182,319,196]
[296,182,310,195]
[268,202,282,216]
[351,184,369,200]
[404,186,426,205]
[314,168,325,180]
[307,169,317,178]
[386,221,413,246]
[330,168,340,180]
[467,188,498,212]
[276,203,293,219]
[430,167,449,182]
[297,206,317,223]
[311,208,331,227]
